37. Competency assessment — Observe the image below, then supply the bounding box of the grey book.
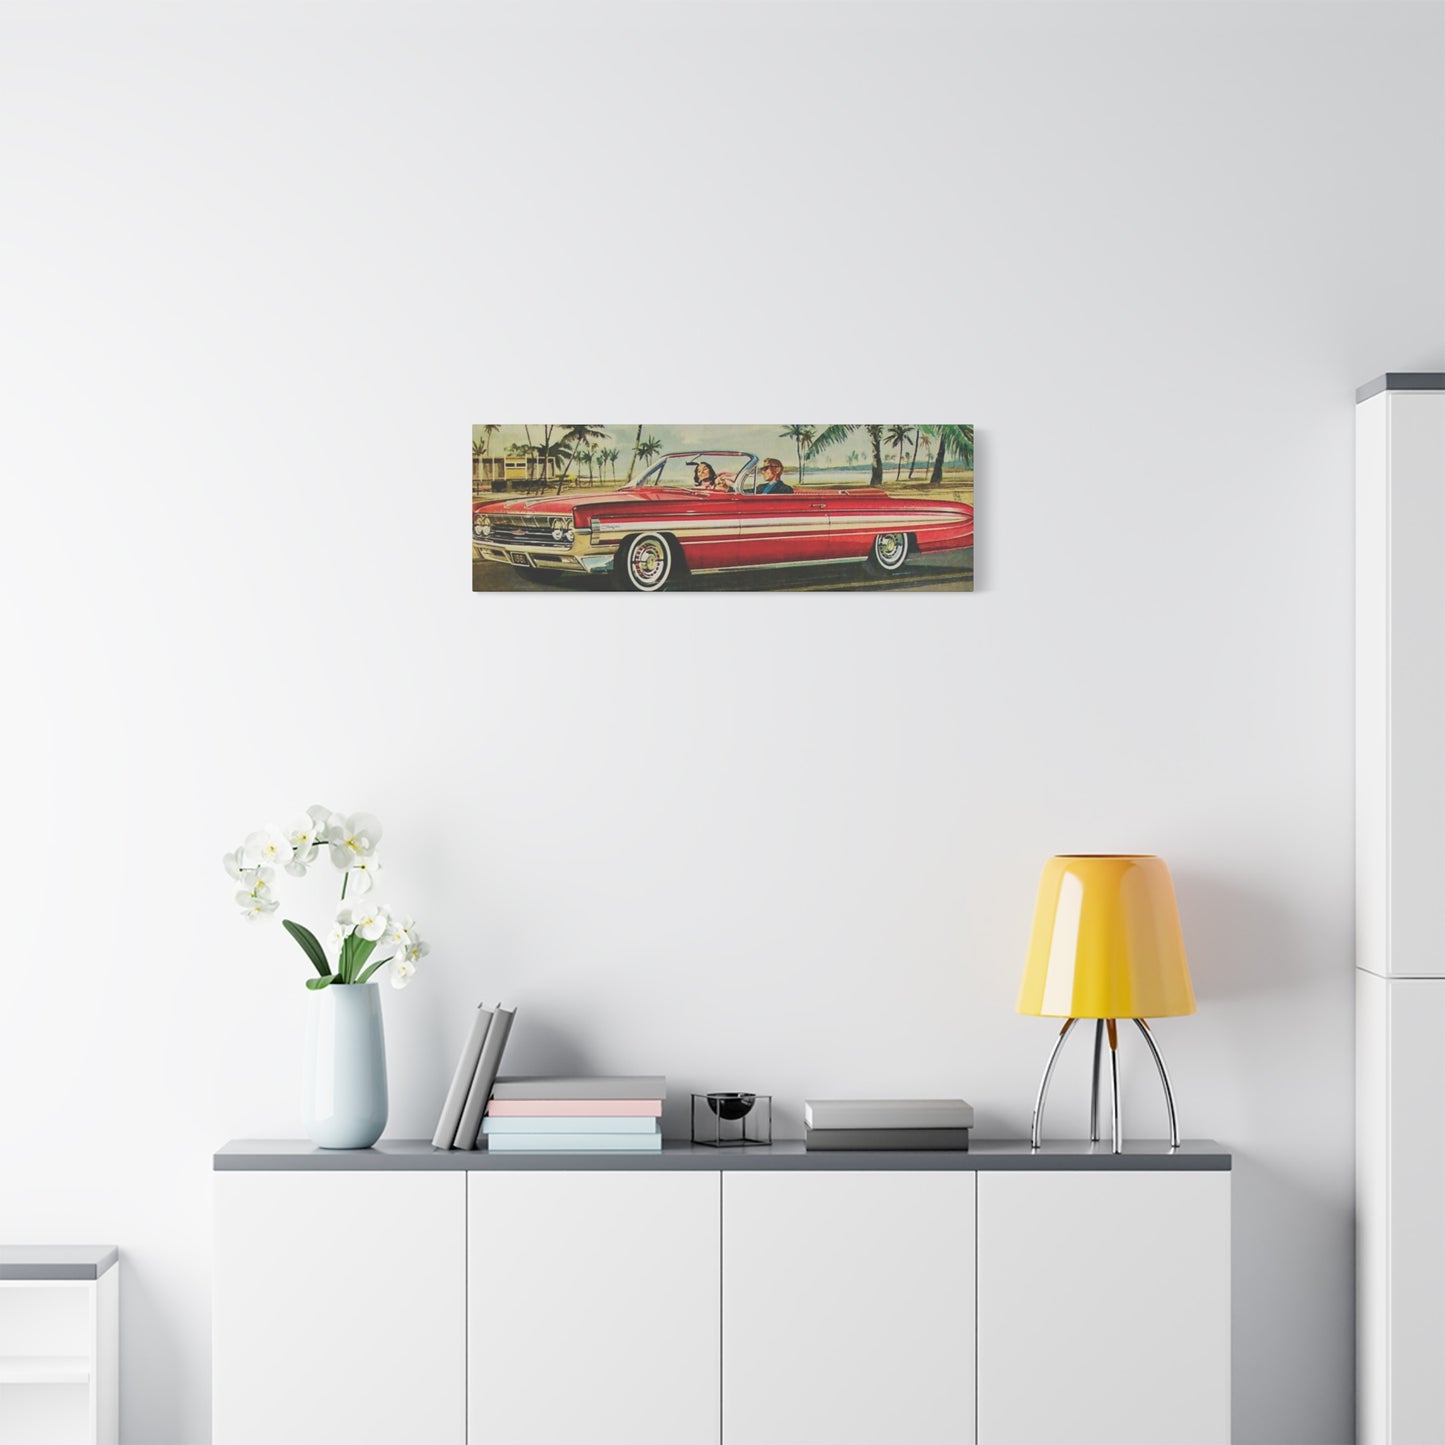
[489,1075,666,1101]
[456,1005,516,1149]
[805,1126,971,1151]
[431,1004,494,1150]
[804,1099,975,1131]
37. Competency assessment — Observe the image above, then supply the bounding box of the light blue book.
[485,1132,664,1152]
[482,1116,660,1136]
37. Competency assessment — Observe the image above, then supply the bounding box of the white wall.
[2,2,1441,1441]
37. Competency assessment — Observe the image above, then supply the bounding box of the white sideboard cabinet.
[1355,373,1445,1445]
[0,1248,118,1445]
[214,1139,1231,1445]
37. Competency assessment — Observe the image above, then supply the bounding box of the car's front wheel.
[865,531,910,577]
[616,532,676,592]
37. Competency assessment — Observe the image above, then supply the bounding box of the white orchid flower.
[385,916,417,950]
[244,825,294,871]
[389,956,417,989]
[222,846,248,882]
[346,855,382,894]
[284,815,320,877]
[327,813,382,869]
[399,935,430,969]
[236,888,278,922]
[353,904,391,942]
[328,909,356,946]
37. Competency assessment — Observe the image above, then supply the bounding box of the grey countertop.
[215,1138,1230,1172]
[1356,372,1445,402]
[0,1246,119,1280]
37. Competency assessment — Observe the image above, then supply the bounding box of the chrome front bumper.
[475,542,614,574]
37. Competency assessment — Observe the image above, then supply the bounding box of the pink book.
[485,1098,663,1118]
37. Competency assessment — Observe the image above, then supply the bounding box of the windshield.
[629,451,758,492]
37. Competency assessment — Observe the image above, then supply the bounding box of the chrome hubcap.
[630,538,667,586]
[876,533,906,567]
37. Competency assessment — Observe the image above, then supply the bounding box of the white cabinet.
[1355,375,1445,1445]
[467,1171,719,1445]
[213,1171,465,1445]
[214,1148,1229,1445]
[977,1172,1230,1445]
[0,1254,117,1445]
[721,1171,974,1445]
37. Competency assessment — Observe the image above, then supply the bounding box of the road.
[471,549,973,593]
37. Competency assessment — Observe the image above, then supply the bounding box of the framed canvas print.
[472,425,974,593]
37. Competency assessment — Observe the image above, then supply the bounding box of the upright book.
[431,1004,494,1149]
[456,1005,516,1150]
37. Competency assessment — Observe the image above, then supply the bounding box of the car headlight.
[475,515,492,537]
[552,516,574,543]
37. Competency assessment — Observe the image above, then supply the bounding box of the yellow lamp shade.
[1017,855,1195,1019]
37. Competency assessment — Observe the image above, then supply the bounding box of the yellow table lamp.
[1019,855,1194,1153]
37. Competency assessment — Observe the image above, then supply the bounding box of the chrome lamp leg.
[1106,1018,1122,1153]
[1089,1020,1104,1142]
[1134,1018,1180,1148]
[1030,1017,1077,1149]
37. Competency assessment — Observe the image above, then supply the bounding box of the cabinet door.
[1357,390,1445,977]
[722,1171,975,1445]
[467,1171,720,1445]
[977,1171,1229,1445]
[1358,972,1445,1443]
[214,1171,466,1445]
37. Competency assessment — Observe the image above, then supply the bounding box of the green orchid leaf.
[355,955,393,987]
[283,919,331,977]
[304,975,334,991]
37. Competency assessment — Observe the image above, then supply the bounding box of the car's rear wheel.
[865,531,909,577]
[616,532,676,592]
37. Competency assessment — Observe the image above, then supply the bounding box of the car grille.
[486,517,568,548]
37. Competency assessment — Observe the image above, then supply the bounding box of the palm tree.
[605,446,621,482]
[472,424,501,492]
[780,425,815,487]
[806,425,886,486]
[635,435,663,478]
[925,425,975,486]
[907,427,922,480]
[886,425,914,484]
[557,425,608,491]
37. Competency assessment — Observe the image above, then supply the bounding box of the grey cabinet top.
[1356,373,1445,402]
[0,1246,118,1280]
[215,1138,1230,1172]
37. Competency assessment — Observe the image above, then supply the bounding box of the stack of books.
[803,1098,973,1150]
[482,1076,666,1152]
[431,1003,517,1151]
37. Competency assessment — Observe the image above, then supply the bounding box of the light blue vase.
[302,982,388,1148]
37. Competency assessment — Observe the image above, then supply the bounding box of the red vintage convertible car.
[472,450,973,591]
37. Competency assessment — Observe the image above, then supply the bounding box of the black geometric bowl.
[705,1092,756,1121]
